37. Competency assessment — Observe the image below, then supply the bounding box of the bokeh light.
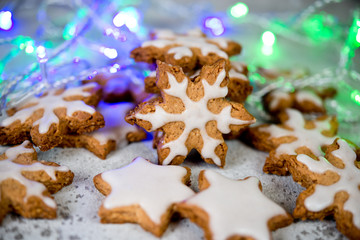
[0,11,13,31]
[230,2,249,18]
[262,31,276,46]
[113,7,140,32]
[101,47,118,59]
[204,17,225,36]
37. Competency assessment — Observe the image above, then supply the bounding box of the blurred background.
[0,0,359,140]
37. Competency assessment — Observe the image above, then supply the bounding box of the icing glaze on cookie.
[297,139,360,228]
[268,90,291,110]
[295,90,323,107]
[135,69,254,166]
[1,83,97,134]
[260,109,335,157]
[228,69,248,81]
[142,30,229,60]
[101,157,194,224]
[0,141,69,208]
[90,102,139,146]
[185,170,288,240]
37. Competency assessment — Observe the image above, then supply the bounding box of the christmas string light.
[0,11,13,31]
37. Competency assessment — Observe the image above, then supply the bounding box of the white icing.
[297,139,360,228]
[100,157,194,224]
[167,46,193,60]
[295,90,323,107]
[0,141,69,208]
[268,90,291,111]
[231,62,245,73]
[135,69,254,166]
[1,83,97,134]
[260,109,336,157]
[184,170,288,240]
[89,102,139,146]
[228,69,248,81]
[142,30,229,60]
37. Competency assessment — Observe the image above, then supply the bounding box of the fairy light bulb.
[230,2,249,18]
[0,11,13,31]
[262,31,276,46]
[113,7,140,32]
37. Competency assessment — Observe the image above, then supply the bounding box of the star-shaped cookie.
[93,157,195,237]
[0,140,74,222]
[176,170,293,240]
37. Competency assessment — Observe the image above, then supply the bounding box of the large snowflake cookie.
[0,140,74,222]
[144,61,252,103]
[176,170,293,240]
[126,60,255,167]
[130,29,241,71]
[60,102,146,159]
[0,83,105,151]
[245,108,338,175]
[290,139,360,240]
[93,157,194,237]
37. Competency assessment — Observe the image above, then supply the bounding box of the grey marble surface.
[0,140,347,240]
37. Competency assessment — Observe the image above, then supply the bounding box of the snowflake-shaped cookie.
[126,60,255,167]
[176,170,293,240]
[144,61,252,103]
[247,108,337,175]
[292,139,360,239]
[131,29,241,71]
[93,157,194,237]
[0,140,73,222]
[0,83,104,151]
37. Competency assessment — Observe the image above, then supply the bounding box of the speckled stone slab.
[0,140,347,240]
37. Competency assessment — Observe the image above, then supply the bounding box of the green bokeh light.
[351,90,360,105]
[262,31,276,46]
[302,13,340,42]
[230,2,249,18]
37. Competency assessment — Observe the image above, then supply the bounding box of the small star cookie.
[290,139,360,240]
[245,108,337,175]
[60,102,146,159]
[0,140,74,222]
[176,170,293,240]
[131,29,241,71]
[0,83,105,151]
[126,60,255,167]
[93,157,194,237]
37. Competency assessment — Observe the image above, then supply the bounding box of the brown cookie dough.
[131,29,241,72]
[176,170,293,240]
[126,60,255,167]
[93,157,194,237]
[60,102,146,159]
[288,139,360,240]
[245,108,338,175]
[0,83,105,151]
[0,140,74,222]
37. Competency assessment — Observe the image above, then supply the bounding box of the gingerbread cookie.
[60,102,146,159]
[93,157,194,237]
[176,170,293,240]
[144,61,252,103]
[0,140,74,222]
[245,108,337,175]
[126,60,255,167]
[263,88,326,115]
[131,29,241,72]
[0,83,104,151]
[288,139,360,240]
